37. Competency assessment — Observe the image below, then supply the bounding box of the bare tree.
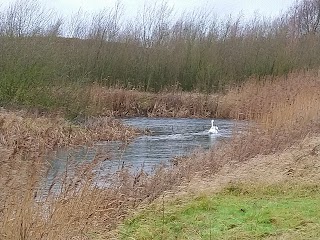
[3,0,54,37]
[289,0,320,36]
[135,1,173,47]
[45,17,63,37]
[88,1,123,41]
[68,9,89,39]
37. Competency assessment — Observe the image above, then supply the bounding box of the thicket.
[1,0,320,111]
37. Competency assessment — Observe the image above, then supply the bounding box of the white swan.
[208,119,218,134]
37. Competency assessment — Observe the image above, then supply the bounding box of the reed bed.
[0,109,139,153]
[87,84,219,118]
[20,82,219,118]
[86,70,320,122]
[1,71,320,239]
[220,72,318,118]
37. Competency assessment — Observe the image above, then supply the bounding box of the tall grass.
[1,0,320,116]
[87,84,220,118]
[0,109,139,152]
[0,110,141,239]
[220,71,320,124]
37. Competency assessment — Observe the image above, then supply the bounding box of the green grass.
[120,184,320,239]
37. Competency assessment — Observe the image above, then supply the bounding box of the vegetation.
[1,71,320,239]
[0,110,139,152]
[1,0,320,239]
[0,110,139,218]
[1,0,320,116]
[121,184,320,239]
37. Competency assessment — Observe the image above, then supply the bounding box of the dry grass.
[74,70,320,121]
[184,135,320,198]
[87,84,219,118]
[40,83,220,118]
[220,71,320,122]
[0,109,139,153]
[1,71,320,239]
[0,109,139,238]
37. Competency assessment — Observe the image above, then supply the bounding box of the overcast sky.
[1,0,296,19]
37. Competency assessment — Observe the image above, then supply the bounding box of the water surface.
[47,117,245,181]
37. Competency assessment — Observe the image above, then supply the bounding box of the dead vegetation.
[87,84,219,118]
[1,71,320,239]
[0,109,139,153]
[0,109,139,235]
[184,135,320,198]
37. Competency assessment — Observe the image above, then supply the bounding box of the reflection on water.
[44,117,247,193]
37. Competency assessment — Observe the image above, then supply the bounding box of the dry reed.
[0,109,139,153]
[87,84,219,118]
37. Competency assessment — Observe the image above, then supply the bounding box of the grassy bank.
[121,184,320,239]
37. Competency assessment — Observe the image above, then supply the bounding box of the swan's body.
[208,119,218,134]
